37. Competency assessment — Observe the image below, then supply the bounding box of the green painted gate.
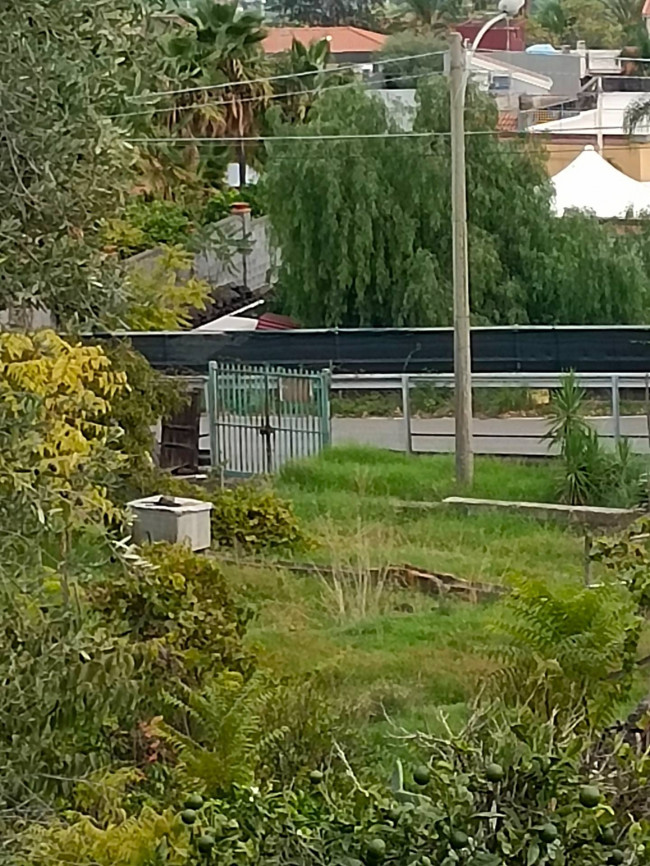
[206,361,331,476]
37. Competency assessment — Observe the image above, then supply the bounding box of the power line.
[109,70,445,120]
[125,124,650,144]
[125,49,447,103]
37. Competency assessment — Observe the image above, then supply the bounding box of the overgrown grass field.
[221,446,595,732]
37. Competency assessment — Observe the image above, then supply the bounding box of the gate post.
[206,361,218,470]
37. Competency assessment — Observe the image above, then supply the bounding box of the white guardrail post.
[401,374,412,454]
[611,375,621,446]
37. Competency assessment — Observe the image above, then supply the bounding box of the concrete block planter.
[128,495,212,551]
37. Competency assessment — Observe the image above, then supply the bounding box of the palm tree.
[161,0,271,188]
[607,0,644,40]
[269,37,352,123]
[400,0,460,33]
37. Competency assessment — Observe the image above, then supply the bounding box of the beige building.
[528,92,650,180]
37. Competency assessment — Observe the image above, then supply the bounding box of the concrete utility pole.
[449,31,474,487]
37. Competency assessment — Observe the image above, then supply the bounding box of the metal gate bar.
[207,361,330,477]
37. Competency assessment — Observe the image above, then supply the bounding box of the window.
[489,74,511,92]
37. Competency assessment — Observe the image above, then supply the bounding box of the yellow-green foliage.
[19,807,188,866]
[0,330,128,527]
[90,542,253,678]
[123,245,211,330]
[210,484,309,550]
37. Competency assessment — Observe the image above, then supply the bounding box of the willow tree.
[266,79,650,328]
[265,87,449,327]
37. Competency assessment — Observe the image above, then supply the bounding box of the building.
[455,18,525,51]
[528,91,650,180]
[262,26,387,64]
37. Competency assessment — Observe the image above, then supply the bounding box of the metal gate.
[206,361,330,476]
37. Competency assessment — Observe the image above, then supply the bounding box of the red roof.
[643,0,650,16]
[497,112,518,132]
[263,26,387,55]
[255,312,299,331]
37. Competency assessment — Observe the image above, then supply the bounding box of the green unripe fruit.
[181,809,197,825]
[579,785,601,808]
[413,765,430,786]
[197,835,215,854]
[450,830,469,850]
[485,762,504,783]
[366,838,386,862]
[540,824,558,844]
[185,793,203,810]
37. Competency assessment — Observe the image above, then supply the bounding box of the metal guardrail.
[330,371,650,454]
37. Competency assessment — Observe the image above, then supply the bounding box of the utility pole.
[449,31,474,487]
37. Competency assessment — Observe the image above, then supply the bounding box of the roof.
[551,145,650,217]
[497,111,518,132]
[529,92,650,137]
[470,53,553,90]
[263,26,387,55]
[643,0,650,16]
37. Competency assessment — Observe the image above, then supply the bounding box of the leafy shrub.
[491,576,638,728]
[99,342,187,488]
[102,199,193,256]
[211,483,309,550]
[90,542,253,681]
[547,373,645,506]
[18,806,187,866]
[0,330,128,542]
[202,184,265,223]
[121,245,211,330]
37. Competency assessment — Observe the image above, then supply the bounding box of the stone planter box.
[128,495,212,551]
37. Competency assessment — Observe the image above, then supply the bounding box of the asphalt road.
[332,415,650,457]
[199,414,650,465]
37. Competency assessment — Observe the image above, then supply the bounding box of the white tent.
[551,145,650,218]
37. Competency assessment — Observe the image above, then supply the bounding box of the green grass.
[279,444,560,503]
[225,562,497,734]
[219,446,600,733]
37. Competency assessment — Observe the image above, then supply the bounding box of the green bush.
[202,185,265,224]
[211,484,309,550]
[102,199,193,256]
[90,542,254,680]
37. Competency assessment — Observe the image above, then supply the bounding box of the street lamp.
[449,0,525,487]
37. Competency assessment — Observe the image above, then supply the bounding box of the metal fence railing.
[331,371,650,455]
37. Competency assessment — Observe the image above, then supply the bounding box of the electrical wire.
[124,49,448,103]
[109,69,445,120]
[124,124,650,143]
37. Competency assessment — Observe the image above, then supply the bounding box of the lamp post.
[449,5,522,487]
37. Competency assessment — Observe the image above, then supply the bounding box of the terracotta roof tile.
[643,0,650,16]
[497,111,519,132]
[263,26,387,55]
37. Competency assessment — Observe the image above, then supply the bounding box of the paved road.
[199,414,650,463]
[332,415,650,457]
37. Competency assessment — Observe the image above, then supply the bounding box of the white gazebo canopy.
[551,145,650,218]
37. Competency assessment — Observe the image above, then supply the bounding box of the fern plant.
[154,672,286,794]
[491,576,639,728]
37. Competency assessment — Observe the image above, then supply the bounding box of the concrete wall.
[123,213,274,291]
[0,306,55,330]
[492,51,581,96]
[543,139,650,181]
